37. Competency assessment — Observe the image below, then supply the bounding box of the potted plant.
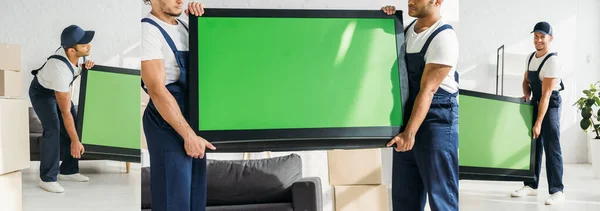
[574,81,600,179]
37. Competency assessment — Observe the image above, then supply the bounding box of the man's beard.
[75,50,90,57]
[165,10,182,17]
[160,1,182,17]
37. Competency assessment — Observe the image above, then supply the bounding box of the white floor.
[22,161,140,211]
[457,164,600,211]
[20,160,599,211]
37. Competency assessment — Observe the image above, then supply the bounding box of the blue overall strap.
[527,51,536,67]
[31,47,65,76]
[528,52,564,91]
[404,19,417,34]
[420,24,454,55]
[404,19,417,35]
[48,55,77,86]
[419,24,456,83]
[31,54,75,78]
[142,18,181,55]
[176,19,189,32]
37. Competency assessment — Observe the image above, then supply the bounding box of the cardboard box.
[0,171,23,211]
[0,43,21,71]
[0,70,23,97]
[0,98,30,175]
[328,148,382,185]
[334,185,389,211]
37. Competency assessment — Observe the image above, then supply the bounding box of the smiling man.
[141,0,215,210]
[510,21,566,205]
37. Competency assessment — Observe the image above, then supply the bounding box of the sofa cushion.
[206,153,303,206]
[207,203,293,211]
[29,107,43,133]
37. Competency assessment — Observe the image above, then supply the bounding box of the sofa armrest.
[292,177,322,211]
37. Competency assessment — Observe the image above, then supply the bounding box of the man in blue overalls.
[141,0,215,210]
[29,25,96,193]
[382,0,459,210]
[510,21,565,205]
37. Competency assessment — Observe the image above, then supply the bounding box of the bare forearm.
[149,88,195,140]
[404,90,435,137]
[535,94,550,125]
[60,110,79,143]
[55,91,79,143]
[535,78,559,126]
[522,81,531,96]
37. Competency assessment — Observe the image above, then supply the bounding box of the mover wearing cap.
[510,21,566,205]
[29,24,96,193]
[382,0,460,210]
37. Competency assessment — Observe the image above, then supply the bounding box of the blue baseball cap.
[531,21,553,36]
[60,25,95,49]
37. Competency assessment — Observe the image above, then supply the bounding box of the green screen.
[80,70,140,149]
[459,95,533,170]
[197,17,402,131]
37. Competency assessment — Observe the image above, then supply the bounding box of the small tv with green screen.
[188,9,408,152]
[458,90,536,182]
[76,65,141,162]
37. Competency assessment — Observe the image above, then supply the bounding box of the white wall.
[459,0,600,164]
[0,0,141,103]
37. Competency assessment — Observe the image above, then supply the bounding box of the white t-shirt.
[36,47,81,93]
[405,18,459,94]
[526,51,562,90]
[141,13,189,85]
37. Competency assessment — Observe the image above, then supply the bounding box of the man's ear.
[66,47,75,54]
[549,35,554,42]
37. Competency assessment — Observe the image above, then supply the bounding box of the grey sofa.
[141,153,323,211]
[29,107,44,161]
[28,107,96,161]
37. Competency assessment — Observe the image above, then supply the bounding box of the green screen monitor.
[76,65,141,162]
[189,9,408,152]
[458,90,536,182]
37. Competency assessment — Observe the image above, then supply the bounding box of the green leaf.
[587,99,596,106]
[598,109,600,120]
[584,90,591,95]
[595,96,600,106]
[581,118,591,130]
[583,107,593,119]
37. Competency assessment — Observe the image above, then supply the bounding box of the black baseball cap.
[531,21,553,36]
[60,25,95,49]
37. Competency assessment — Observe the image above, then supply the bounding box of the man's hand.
[183,134,216,159]
[185,2,205,16]
[70,141,85,159]
[532,123,541,139]
[84,60,95,69]
[387,132,415,152]
[522,94,531,102]
[381,5,396,15]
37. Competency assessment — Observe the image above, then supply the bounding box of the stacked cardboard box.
[328,148,389,211]
[0,43,22,97]
[0,43,29,211]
